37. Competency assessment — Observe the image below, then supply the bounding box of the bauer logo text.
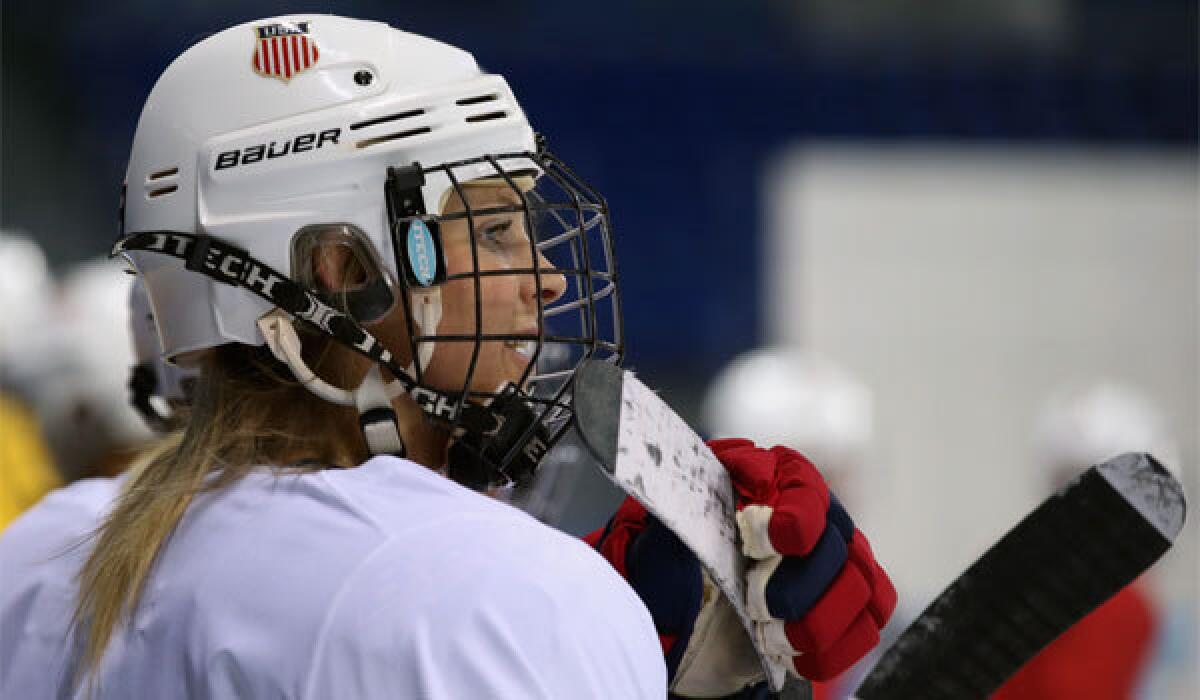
[214,129,341,171]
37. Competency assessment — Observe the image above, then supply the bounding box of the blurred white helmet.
[0,231,54,375]
[1035,382,1179,475]
[703,347,873,475]
[128,279,197,432]
[8,259,153,479]
[113,15,622,488]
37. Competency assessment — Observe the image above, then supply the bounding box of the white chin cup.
[406,288,442,379]
[354,365,404,455]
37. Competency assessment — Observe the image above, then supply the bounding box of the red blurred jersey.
[991,581,1157,700]
[812,582,1155,700]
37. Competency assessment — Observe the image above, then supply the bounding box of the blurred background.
[2,1,1196,697]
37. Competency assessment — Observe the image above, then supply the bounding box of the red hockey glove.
[709,438,897,682]
[587,495,773,697]
[584,497,707,675]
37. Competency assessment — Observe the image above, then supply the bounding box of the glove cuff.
[670,570,766,698]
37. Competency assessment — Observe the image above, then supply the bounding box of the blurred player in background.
[704,346,874,507]
[40,260,155,478]
[2,256,154,483]
[0,232,62,530]
[992,382,1174,700]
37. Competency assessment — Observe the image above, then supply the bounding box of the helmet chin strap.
[257,285,444,459]
[258,310,406,456]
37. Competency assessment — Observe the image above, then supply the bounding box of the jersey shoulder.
[0,477,119,700]
[0,476,120,564]
[305,464,667,699]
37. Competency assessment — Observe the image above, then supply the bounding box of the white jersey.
[0,457,666,699]
[0,476,121,696]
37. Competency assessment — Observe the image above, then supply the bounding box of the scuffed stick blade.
[855,453,1185,700]
[573,359,806,697]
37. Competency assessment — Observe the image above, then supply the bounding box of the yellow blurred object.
[0,393,61,532]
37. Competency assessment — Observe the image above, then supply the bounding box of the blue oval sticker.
[406,219,438,286]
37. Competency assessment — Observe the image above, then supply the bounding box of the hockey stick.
[573,360,809,698]
[573,360,1186,698]
[852,451,1185,699]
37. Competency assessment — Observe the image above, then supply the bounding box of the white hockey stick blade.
[853,452,1185,699]
[573,360,806,697]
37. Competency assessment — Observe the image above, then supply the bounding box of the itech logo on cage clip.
[406,220,438,286]
[213,128,341,170]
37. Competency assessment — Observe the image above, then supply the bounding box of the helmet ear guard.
[291,224,398,323]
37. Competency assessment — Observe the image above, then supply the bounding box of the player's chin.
[503,349,537,388]
[449,350,531,396]
[476,340,535,390]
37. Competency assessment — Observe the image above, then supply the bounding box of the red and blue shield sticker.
[252,21,318,82]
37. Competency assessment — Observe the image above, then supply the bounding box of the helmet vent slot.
[356,126,433,150]
[148,167,179,180]
[456,94,498,106]
[465,111,507,124]
[148,185,178,198]
[350,109,426,131]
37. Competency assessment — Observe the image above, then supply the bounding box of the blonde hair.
[72,342,366,684]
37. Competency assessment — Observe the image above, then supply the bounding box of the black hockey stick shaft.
[855,453,1185,699]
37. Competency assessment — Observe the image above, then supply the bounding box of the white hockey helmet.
[128,279,198,432]
[1035,382,1179,475]
[703,347,873,476]
[114,16,621,488]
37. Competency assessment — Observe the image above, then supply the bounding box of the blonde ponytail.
[72,344,365,684]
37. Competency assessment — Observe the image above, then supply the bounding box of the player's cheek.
[437,277,478,331]
[480,277,523,326]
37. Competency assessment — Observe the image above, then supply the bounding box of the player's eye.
[477,219,513,246]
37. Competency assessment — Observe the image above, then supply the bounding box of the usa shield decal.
[252,21,318,82]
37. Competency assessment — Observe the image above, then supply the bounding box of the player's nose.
[531,249,566,305]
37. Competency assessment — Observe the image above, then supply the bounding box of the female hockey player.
[0,15,893,699]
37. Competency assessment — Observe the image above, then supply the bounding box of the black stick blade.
[572,359,624,474]
[856,453,1185,700]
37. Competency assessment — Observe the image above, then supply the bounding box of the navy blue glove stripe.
[765,524,849,620]
[828,494,856,542]
[626,516,704,682]
[627,516,705,634]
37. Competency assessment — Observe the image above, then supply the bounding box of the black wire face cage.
[386,147,623,490]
